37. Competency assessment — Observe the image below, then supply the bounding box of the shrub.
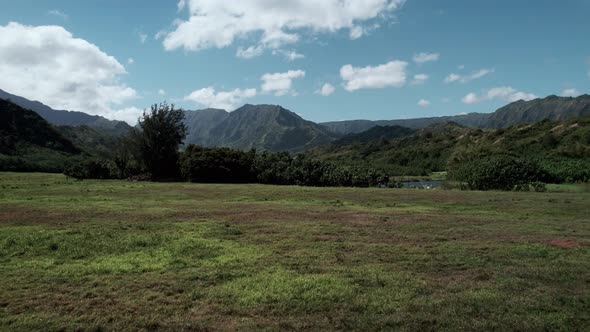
[450,155,550,191]
[64,159,118,180]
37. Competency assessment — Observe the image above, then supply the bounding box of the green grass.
[0,172,589,331]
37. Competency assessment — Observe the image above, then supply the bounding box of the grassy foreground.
[0,173,588,331]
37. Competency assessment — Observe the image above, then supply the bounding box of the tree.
[138,102,187,179]
[113,129,143,179]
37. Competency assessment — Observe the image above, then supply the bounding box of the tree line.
[64,103,390,188]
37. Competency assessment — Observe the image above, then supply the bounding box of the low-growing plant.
[449,155,550,191]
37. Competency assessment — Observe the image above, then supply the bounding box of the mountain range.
[183,104,337,152]
[2,87,590,153]
[0,88,132,135]
[320,95,590,135]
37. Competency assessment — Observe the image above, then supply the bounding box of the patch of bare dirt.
[546,238,579,249]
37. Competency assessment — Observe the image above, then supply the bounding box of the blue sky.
[0,0,589,124]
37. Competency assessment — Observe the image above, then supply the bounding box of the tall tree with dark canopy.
[138,102,187,179]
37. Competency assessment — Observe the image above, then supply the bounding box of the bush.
[179,145,256,183]
[450,155,550,191]
[64,159,118,180]
[178,146,389,187]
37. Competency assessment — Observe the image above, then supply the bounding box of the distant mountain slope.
[186,104,338,152]
[309,122,473,175]
[0,99,83,172]
[0,99,80,155]
[310,115,590,177]
[334,125,416,145]
[0,88,132,135]
[321,113,489,135]
[56,125,120,158]
[321,95,590,135]
[486,95,590,128]
[184,108,229,146]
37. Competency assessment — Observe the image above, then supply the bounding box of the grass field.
[0,172,588,331]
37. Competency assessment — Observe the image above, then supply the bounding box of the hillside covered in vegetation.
[0,99,123,172]
[310,116,590,182]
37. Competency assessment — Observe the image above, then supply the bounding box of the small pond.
[400,181,443,189]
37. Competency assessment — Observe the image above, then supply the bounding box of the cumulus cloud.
[340,60,407,92]
[158,89,166,96]
[413,52,439,64]
[106,107,145,125]
[444,68,494,83]
[164,0,406,53]
[462,87,538,104]
[417,99,430,107]
[127,57,134,64]
[461,93,479,104]
[411,73,429,85]
[561,88,580,97]
[261,70,305,96]
[0,22,138,123]
[317,83,335,96]
[184,87,257,110]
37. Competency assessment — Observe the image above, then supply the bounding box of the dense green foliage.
[63,158,118,180]
[179,145,257,183]
[179,145,389,187]
[310,122,469,176]
[312,116,590,185]
[449,155,550,191]
[0,99,85,172]
[0,99,80,156]
[449,117,590,183]
[138,103,187,179]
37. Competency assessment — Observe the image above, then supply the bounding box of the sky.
[0,0,589,124]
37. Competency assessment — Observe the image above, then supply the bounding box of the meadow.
[0,172,588,331]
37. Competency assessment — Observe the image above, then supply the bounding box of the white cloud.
[273,49,305,61]
[413,52,439,64]
[340,60,407,92]
[127,57,134,64]
[349,26,365,39]
[236,45,264,59]
[444,68,494,83]
[458,64,465,70]
[261,70,305,96]
[48,10,68,20]
[444,73,461,83]
[417,99,430,107]
[106,107,144,125]
[184,87,256,110]
[411,73,429,85]
[317,83,335,96]
[139,32,148,44]
[462,86,537,104]
[0,22,138,123]
[158,89,166,96]
[461,93,479,104]
[163,0,406,52]
[561,89,580,97]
